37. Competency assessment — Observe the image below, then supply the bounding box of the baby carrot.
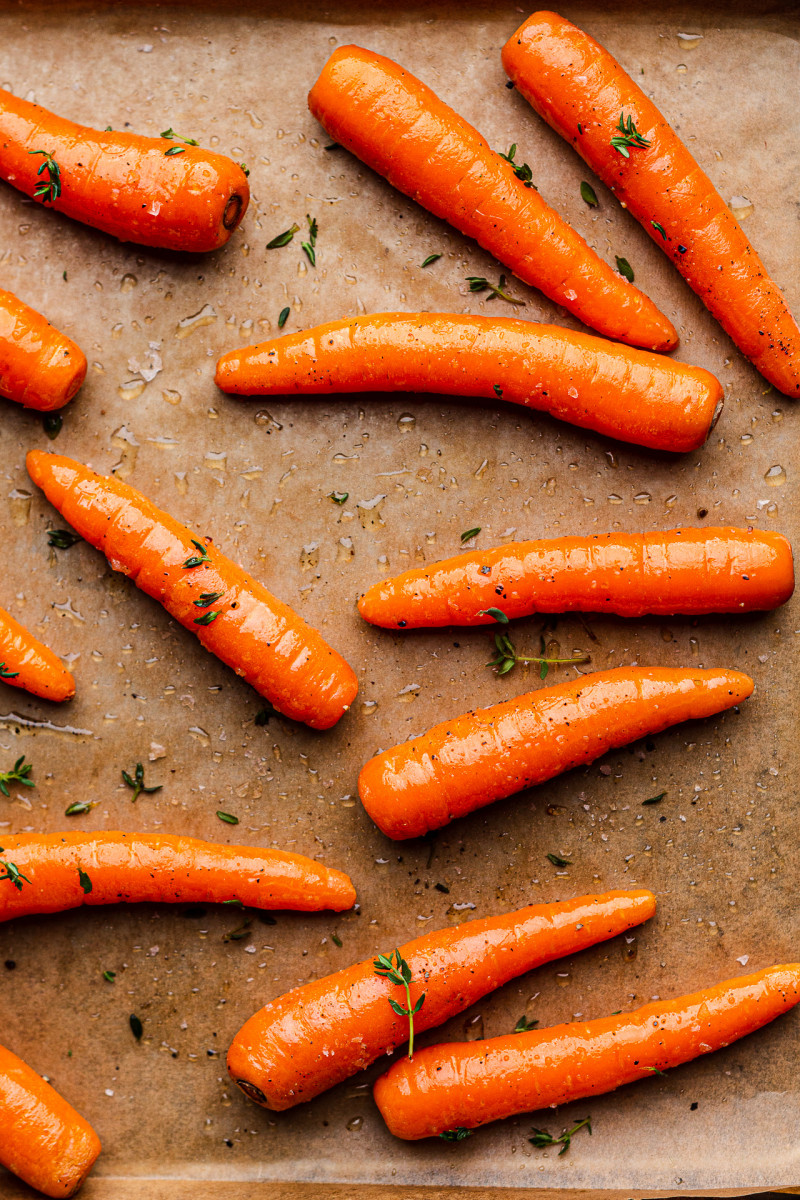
[374,963,800,1139]
[0,87,249,252]
[358,527,795,628]
[0,604,75,702]
[0,288,86,411]
[308,47,677,351]
[0,832,356,919]
[359,666,753,839]
[0,1042,101,1197]
[501,12,800,395]
[227,889,655,1111]
[216,313,720,453]
[26,450,357,729]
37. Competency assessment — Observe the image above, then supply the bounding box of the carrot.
[0,831,355,919]
[501,12,800,396]
[0,1041,101,1197]
[227,888,655,1111]
[216,313,719,452]
[359,666,753,839]
[0,604,75,702]
[0,288,86,411]
[0,87,249,252]
[374,963,800,1139]
[359,526,795,628]
[308,47,676,351]
[25,450,357,729]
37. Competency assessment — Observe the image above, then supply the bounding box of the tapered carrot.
[0,604,75,702]
[0,1042,101,1197]
[0,288,86,411]
[0,87,249,251]
[216,314,719,452]
[359,527,794,628]
[359,666,752,839]
[227,889,654,1111]
[26,450,357,729]
[0,832,355,919]
[374,963,800,1139]
[308,47,676,351]
[501,12,800,395]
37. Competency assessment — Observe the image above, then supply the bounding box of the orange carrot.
[359,666,753,839]
[0,1041,101,1197]
[359,526,795,628]
[0,831,355,919]
[374,963,800,1139]
[216,313,720,452]
[0,288,86,411]
[0,88,249,252]
[26,450,357,729]
[0,604,74,702]
[227,889,654,1110]
[502,12,800,395]
[308,47,676,351]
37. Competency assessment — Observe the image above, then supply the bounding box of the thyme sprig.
[499,143,535,188]
[183,539,211,568]
[466,273,525,306]
[29,150,61,203]
[440,1128,473,1142]
[530,1115,592,1155]
[122,762,162,802]
[0,849,30,891]
[0,663,19,680]
[160,127,199,146]
[0,756,33,798]
[610,113,650,158]
[373,949,426,1058]
[480,612,590,679]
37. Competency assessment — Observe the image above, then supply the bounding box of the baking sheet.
[0,1,798,1195]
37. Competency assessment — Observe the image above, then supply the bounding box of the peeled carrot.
[0,288,86,411]
[374,963,800,1139]
[0,1042,101,1197]
[308,47,676,351]
[0,87,249,252]
[501,12,800,395]
[26,450,357,729]
[359,666,753,839]
[0,604,75,702]
[359,527,795,628]
[216,313,719,452]
[0,831,355,919]
[227,888,654,1110]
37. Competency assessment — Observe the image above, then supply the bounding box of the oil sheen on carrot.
[0,288,86,411]
[0,604,75,702]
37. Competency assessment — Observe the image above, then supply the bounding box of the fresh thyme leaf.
[65,800,94,816]
[479,607,508,624]
[193,610,221,626]
[466,273,525,306]
[254,703,279,726]
[183,538,211,568]
[103,970,116,983]
[267,223,300,249]
[421,253,441,268]
[651,220,667,240]
[0,854,30,891]
[329,491,349,504]
[485,623,589,677]
[301,242,316,266]
[460,527,481,543]
[239,163,250,176]
[194,591,224,608]
[302,214,318,265]
[78,868,93,894]
[29,150,61,203]
[615,255,634,282]
[373,949,426,1058]
[47,529,81,549]
[278,306,290,329]
[493,384,503,398]
[546,852,571,868]
[129,1014,143,1040]
[216,810,239,825]
[0,663,19,680]
[440,1128,473,1141]
[121,762,162,803]
[164,146,186,156]
[642,792,666,806]
[530,1116,591,1155]
[610,112,650,158]
[160,127,199,146]
[0,756,33,797]
[645,1065,666,1076]
[580,181,598,207]
[514,1015,539,1033]
[331,932,343,947]
[499,143,535,187]
[42,412,63,440]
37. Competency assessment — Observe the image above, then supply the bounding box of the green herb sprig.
[530,1115,592,1155]
[466,273,525,306]
[29,150,61,203]
[0,663,19,680]
[301,214,318,266]
[122,762,162,803]
[514,1015,539,1033]
[610,113,650,158]
[499,144,535,188]
[0,849,30,891]
[0,756,33,797]
[47,529,82,549]
[183,539,211,568]
[373,949,426,1058]
[160,127,199,146]
[480,613,590,679]
[439,1128,473,1142]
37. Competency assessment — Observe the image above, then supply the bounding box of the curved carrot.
[0,288,86,411]
[308,47,676,351]
[0,831,355,919]
[227,889,654,1111]
[374,963,800,1139]
[26,450,357,729]
[0,87,249,252]
[501,12,800,396]
[216,314,719,453]
[0,604,74,702]
[0,1042,101,1197]
[359,527,795,628]
[359,666,753,839]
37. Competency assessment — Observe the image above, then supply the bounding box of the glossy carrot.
[308,47,676,351]
[0,604,75,702]
[359,666,753,839]
[0,832,356,919]
[0,288,86,411]
[0,87,249,251]
[502,12,800,395]
[216,314,719,452]
[359,527,795,628]
[227,889,655,1110]
[374,963,800,1139]
[26,450,357,729]
[0,1042,101,1197]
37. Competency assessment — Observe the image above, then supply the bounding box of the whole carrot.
[26,450,357,729]
[359,527,795,628]
[374,963,800,1139]
[308,47,676,351]
[0,832,355,919]
[0,288,86,411]
[227,889,655,1110]
[216,314,719,452]
[0,87,249,251]
[501,12,800,395]
[0,1042,101,1197]
[0,604,75,702]
[359,666,753,839]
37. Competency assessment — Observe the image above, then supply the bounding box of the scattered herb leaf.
[160,127,199,146]
[194,591,224,608]
[29,150,61,203]
[103,970,116,983]
[224,919,252,942]
[301,213,318,266]
[278,306,290,329]
[78,868,93,894]
[440,1128,473,1142]
[216,810,239,825]
[421,253,442,268]
[164,145,185,156]
[267,223,300,250]
[499,143,535,187]
[329,491,349,504]
[610,112,650,158]
[0,756,33,797]
[42,412,63,440]
[478,607,509,624]
[0,851,30,891]
[373,949,426,1058]
[129,1014,143,1040]
[239,162,250,176]
[121,762,162,803]
[530,1116,592,1155]
[546,852,571,868]
[47,529,81,549]
[254,703,279,726]
[514,1015,539,1033]
[615,255,634,282]
[493,384,503,398]
[580,181,598,207]
[193,610,221,626]
[645,1066,666,1076]
[460,527,481,543]
[642,792,666,806]
[65,800,94,816]
[183,538,211,568]
[331,932,343,947]
[651,220,667,240]
[466,273,525,306]
[0,663,19,680]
